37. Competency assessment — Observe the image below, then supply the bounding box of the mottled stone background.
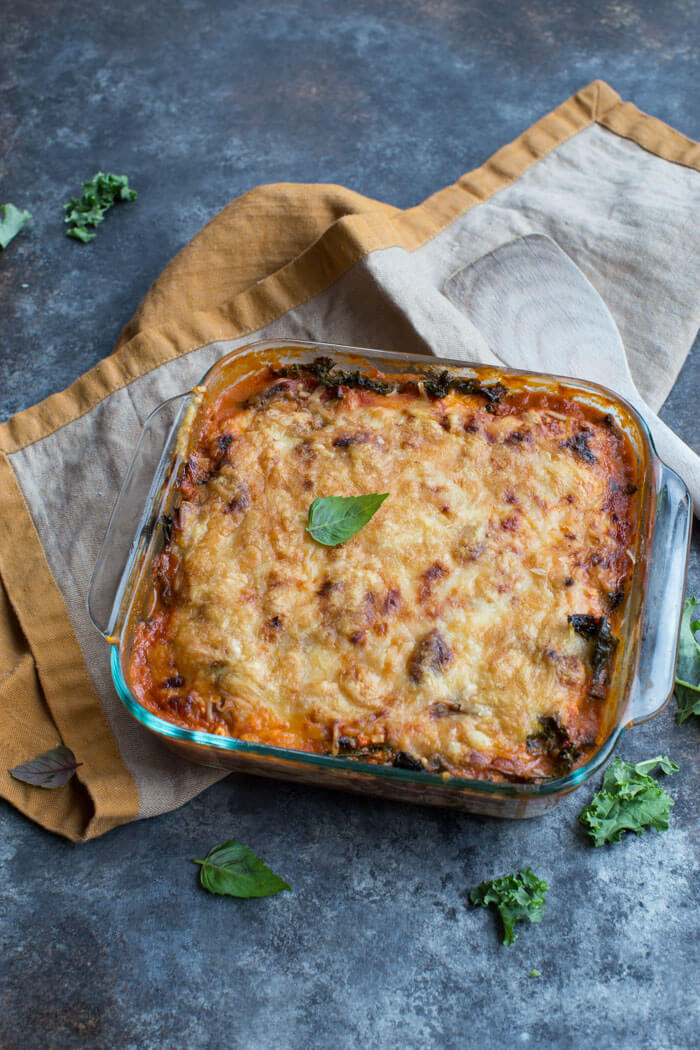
[0,2,697,1048]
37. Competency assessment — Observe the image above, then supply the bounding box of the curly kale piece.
[423,369,453,398]
[568,614,619,699]
[568,614,602,639]
[0,203,32,250]
[525,714,580,774]
[275,358,507,403]
[276,357,392,394]
[591,617,618,686]
[64,172,137,242]
[675,597,700,723]
[422,369,506,403]
[579,756,678,846]
[469,868,548,946]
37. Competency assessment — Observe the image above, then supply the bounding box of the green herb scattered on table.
[528,969,541,978]
[307,493,389,546]
[0,203,32,250]
[9,745,82,788]
[675,596,700,723]
[579,756,678,846]
[469,867,548,946]
[64,172,137,242]
[192,839,290,898]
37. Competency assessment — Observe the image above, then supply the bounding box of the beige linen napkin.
[0,80,697,840]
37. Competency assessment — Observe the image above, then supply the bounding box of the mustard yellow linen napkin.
[0,81,697,840]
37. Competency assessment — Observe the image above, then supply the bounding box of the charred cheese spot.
[332,431,373,448]
[128,365,639,782]
[226,484,251,513]
[407,629,455,682]
[419,562,449,603]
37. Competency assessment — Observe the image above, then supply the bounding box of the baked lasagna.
[128,355,639,782]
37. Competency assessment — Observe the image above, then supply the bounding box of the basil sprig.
[192,840,290,898]
[307,493,389,546]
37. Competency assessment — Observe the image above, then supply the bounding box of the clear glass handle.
[626,462,693,725]
[87,392,194,639]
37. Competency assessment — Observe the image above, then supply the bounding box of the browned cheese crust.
[129,362,639,782]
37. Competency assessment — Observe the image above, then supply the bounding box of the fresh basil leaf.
[675,596,700,723]
[307,493,389,546]
[64,172,137,242]
[469,867,548,946]
[9,745,82,789]
[192,840,290,898]
[0,203,32,250]
[579,755,677,846]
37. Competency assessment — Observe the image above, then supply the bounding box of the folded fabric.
[0,80,697,841]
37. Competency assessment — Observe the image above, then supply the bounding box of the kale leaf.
[579,756,678,846]
[274,357,506,403]
[469,867,548,946]
[525,714,580,774]
[675,596,700,723]
[568,613,618,699]
[64,172,137,242]
[423,369,453,398]
[276,358,392,394]
[423,369,505,403]
[567,613,602,639]
[0,203,32,250]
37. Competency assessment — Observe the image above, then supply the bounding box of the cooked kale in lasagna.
[128,356,639,782]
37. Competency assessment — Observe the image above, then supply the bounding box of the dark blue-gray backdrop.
[1,3,698,1048]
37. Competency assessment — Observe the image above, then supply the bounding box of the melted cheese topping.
[128,366,638,781]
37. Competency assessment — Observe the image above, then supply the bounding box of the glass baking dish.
[88,339,692,818]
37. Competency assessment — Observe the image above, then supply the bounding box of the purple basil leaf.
[9,745,82,788]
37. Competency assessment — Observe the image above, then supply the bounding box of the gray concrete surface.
[0,2,698,1048]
